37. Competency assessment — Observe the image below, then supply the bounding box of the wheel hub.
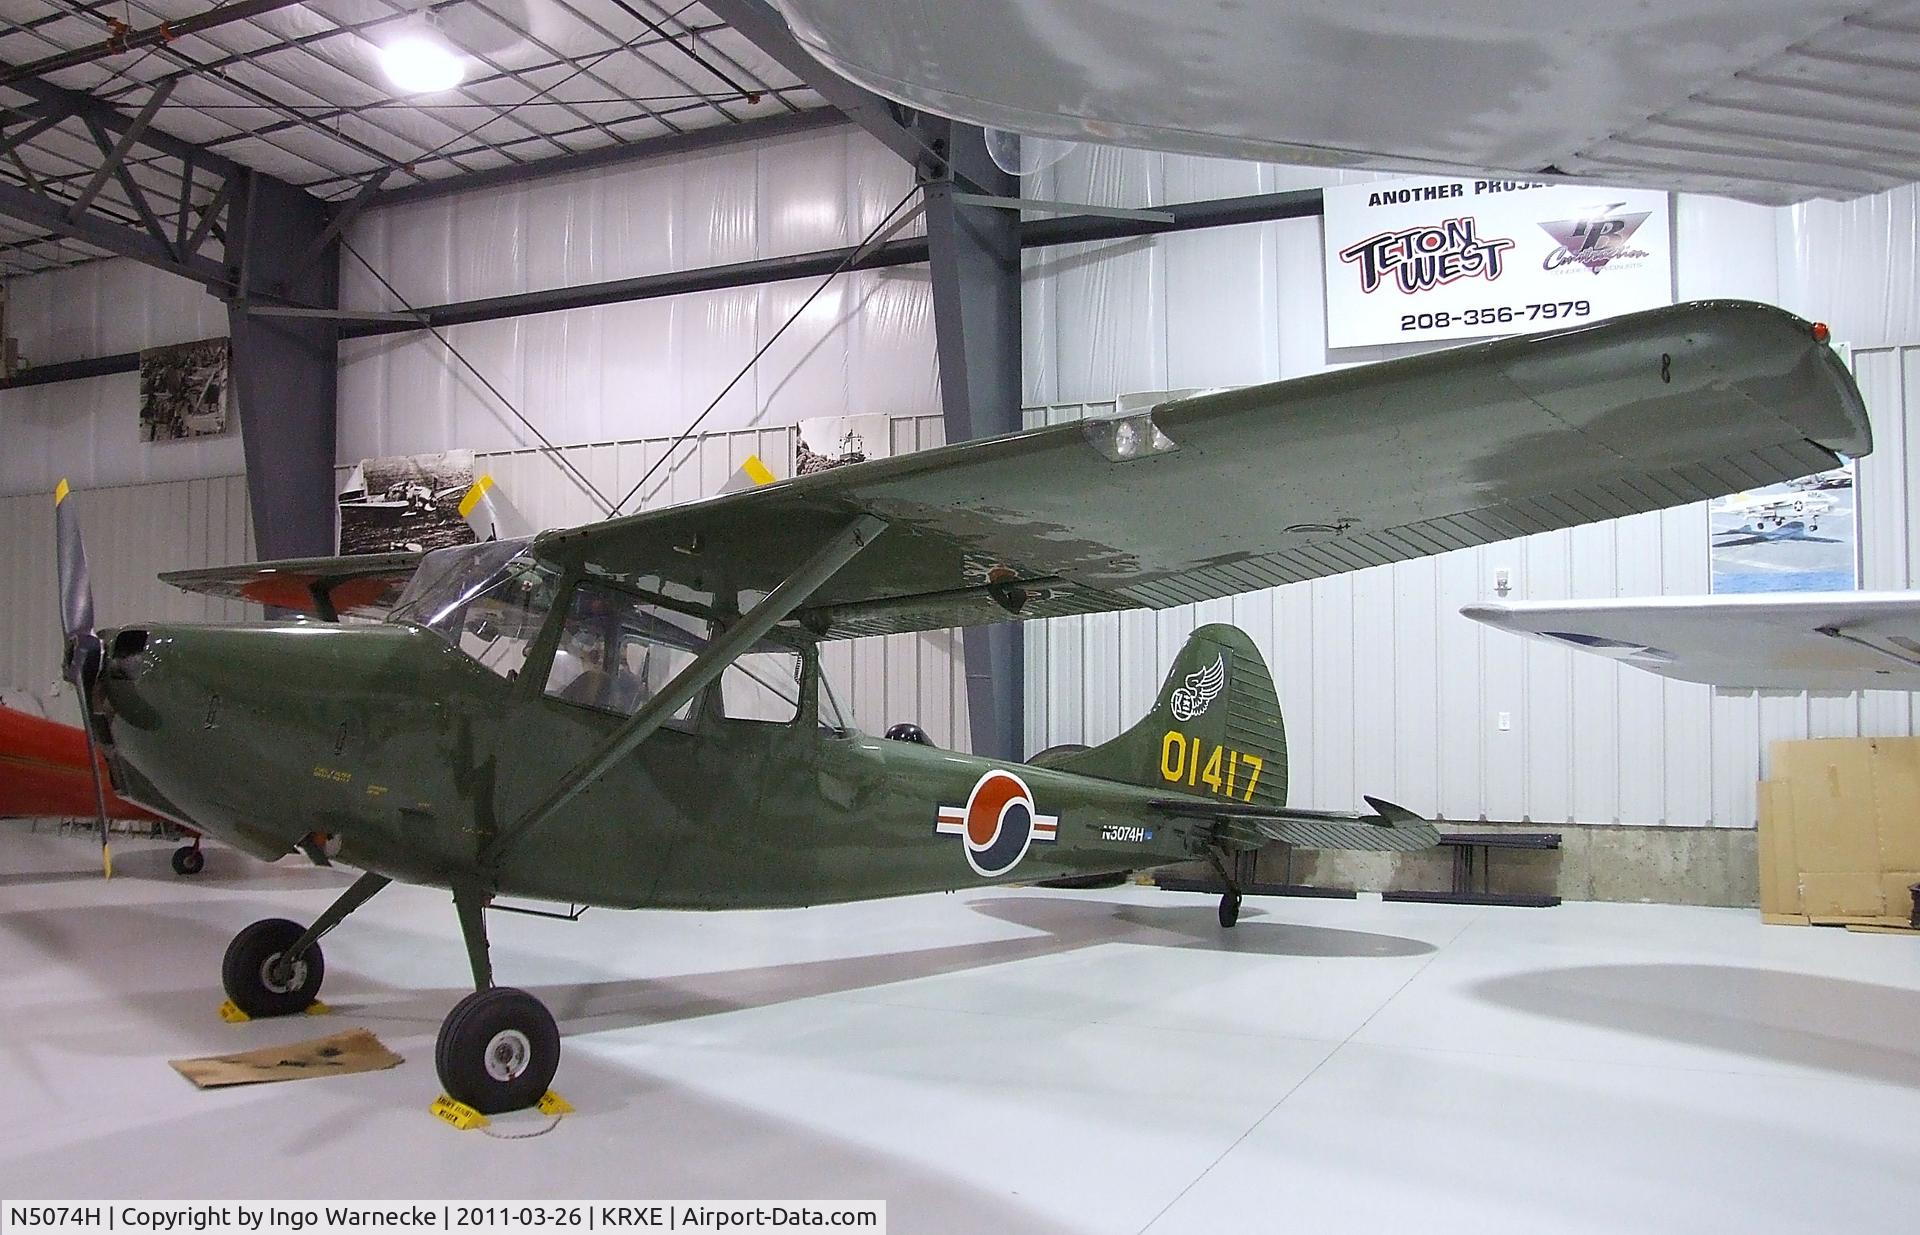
[260,951,307,994]
[484,1028,532,1082]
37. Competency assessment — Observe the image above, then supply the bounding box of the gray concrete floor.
[2,828,1918,1232]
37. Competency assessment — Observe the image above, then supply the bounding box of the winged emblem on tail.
[1169,654,1226,721]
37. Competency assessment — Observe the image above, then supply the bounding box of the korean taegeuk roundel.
[934,769,1059,877]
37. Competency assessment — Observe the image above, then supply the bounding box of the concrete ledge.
[1159,822,1759,908]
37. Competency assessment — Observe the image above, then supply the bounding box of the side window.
[718,649,802,724]
[544,583,699,719]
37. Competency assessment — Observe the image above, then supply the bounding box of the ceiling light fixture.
[379,28,466,95]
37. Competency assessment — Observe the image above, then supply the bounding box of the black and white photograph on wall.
[795,414,891,476]
[1709,458,1857,593]
[138,337,230,441]
[337,450,476,556]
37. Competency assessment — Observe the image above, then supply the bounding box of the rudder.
[1043,624,1287,809]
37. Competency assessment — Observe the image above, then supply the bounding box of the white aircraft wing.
[1462,593,1920,690]
[774,0,1920,204]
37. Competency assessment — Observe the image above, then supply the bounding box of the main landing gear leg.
[220,871,391,1017]
[1207,847,1243,929]
[435,883,559,1115]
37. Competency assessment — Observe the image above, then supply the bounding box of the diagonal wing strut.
[477,514,888,871]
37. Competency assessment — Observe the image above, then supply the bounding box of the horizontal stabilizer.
[1149,794,1439,852]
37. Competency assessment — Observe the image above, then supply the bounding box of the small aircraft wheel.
[221,918,324,1017]
[435,987,560,1114]
[1218,891,1242,929]
[171,845,204,876]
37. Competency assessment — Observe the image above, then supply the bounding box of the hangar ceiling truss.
[0,0,837,278]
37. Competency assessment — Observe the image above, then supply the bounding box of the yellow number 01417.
[1160,730,1262,802]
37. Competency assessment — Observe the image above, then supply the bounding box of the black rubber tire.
[171,845,204,876]
[221,918,324,1017]
[435,987,560,1114]
[1218,892,1242,929]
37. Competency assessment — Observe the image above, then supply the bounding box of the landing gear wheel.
[222,918,324,1017]
[171,845,204,876]
[1218,891,1242,929]
[435,987,559,1114]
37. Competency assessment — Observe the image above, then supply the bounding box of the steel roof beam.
[368,107,847,208]
[3,63,247,183]
[4,186,1327,385]
[0,175,224,284]
[0,0,317,88]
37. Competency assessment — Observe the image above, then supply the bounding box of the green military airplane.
[60,300,1866,1115]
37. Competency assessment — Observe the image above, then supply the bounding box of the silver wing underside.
[1464,593,1920,690]
[777,0,1920,205]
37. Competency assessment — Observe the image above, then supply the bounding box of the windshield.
[388,538,557,680]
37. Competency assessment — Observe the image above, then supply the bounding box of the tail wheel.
[171,845,204,876]
[1218,891,1242,929]
[435,987,559,1114]
[222,918,324,1017]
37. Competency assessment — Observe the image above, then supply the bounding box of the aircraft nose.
[97,626,160,731]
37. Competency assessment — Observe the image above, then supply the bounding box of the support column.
[925,123,1025,761]
[226,171,340,561]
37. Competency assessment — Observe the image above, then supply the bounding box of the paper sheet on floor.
[170,1028,403,1088]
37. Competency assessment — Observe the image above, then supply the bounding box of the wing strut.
[478,514,888,870]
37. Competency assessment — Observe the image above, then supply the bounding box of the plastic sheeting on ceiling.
[775,0,1920,206]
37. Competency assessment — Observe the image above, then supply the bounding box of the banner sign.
[1322,177,1672,349]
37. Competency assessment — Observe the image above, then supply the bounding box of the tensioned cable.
[395,43,631,173]
[337,235,618,517]
[608,182,924,518]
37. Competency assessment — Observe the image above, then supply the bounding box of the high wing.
[533,301,1869,640]
[161,467,536,621]
[1463,593,1920,691]
[161,461,766,621]
[771,0,1917,205]
[161,552,422,621]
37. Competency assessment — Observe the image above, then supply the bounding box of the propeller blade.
[54,479,94,643]
[457,473,528,543]
[718,454,778,495]
[54,480,111,878]
[74,691,113,879]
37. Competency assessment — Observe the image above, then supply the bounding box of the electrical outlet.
[1497,711,1512,732]
[1494,568,1512,597]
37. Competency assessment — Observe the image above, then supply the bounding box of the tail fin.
[1045,624,1288,809]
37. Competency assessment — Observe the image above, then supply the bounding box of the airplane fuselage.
[102,623,1203,908]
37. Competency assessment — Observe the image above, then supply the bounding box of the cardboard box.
[1883,871,1920,923]
[1757,779,1800,917]
[1761,738,1920,923]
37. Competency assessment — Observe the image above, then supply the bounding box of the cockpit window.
[387,538,556,681]
[545,582,705,718]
